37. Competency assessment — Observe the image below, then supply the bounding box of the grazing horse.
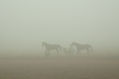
[70,42,93,55]
[42,42,62,56]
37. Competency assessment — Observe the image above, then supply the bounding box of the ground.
[0,55,119,79]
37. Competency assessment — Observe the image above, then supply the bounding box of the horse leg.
[45,50,50,56]
[86,48,90,56]
[56,49,59,56]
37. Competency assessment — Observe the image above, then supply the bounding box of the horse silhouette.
[70,42,93,55]
[42,42,62,56]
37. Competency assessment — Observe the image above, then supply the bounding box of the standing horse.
[42,42,62,56]
[70,42,93,55]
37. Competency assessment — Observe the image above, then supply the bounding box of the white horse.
[70,42,93,55]
[42,42,62,56]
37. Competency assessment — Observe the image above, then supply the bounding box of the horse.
[70,42,93,55]
[42,42,62,56]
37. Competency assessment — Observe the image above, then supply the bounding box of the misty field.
[0,55,119,79]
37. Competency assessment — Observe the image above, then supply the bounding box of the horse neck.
[42,42,48,47]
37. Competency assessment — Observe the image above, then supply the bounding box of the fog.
[0,0,119,56]
[1,1,119,79]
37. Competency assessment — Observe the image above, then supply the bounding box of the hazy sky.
[0,0,119,52]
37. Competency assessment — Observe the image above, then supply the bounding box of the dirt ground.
[0,56,119,79]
